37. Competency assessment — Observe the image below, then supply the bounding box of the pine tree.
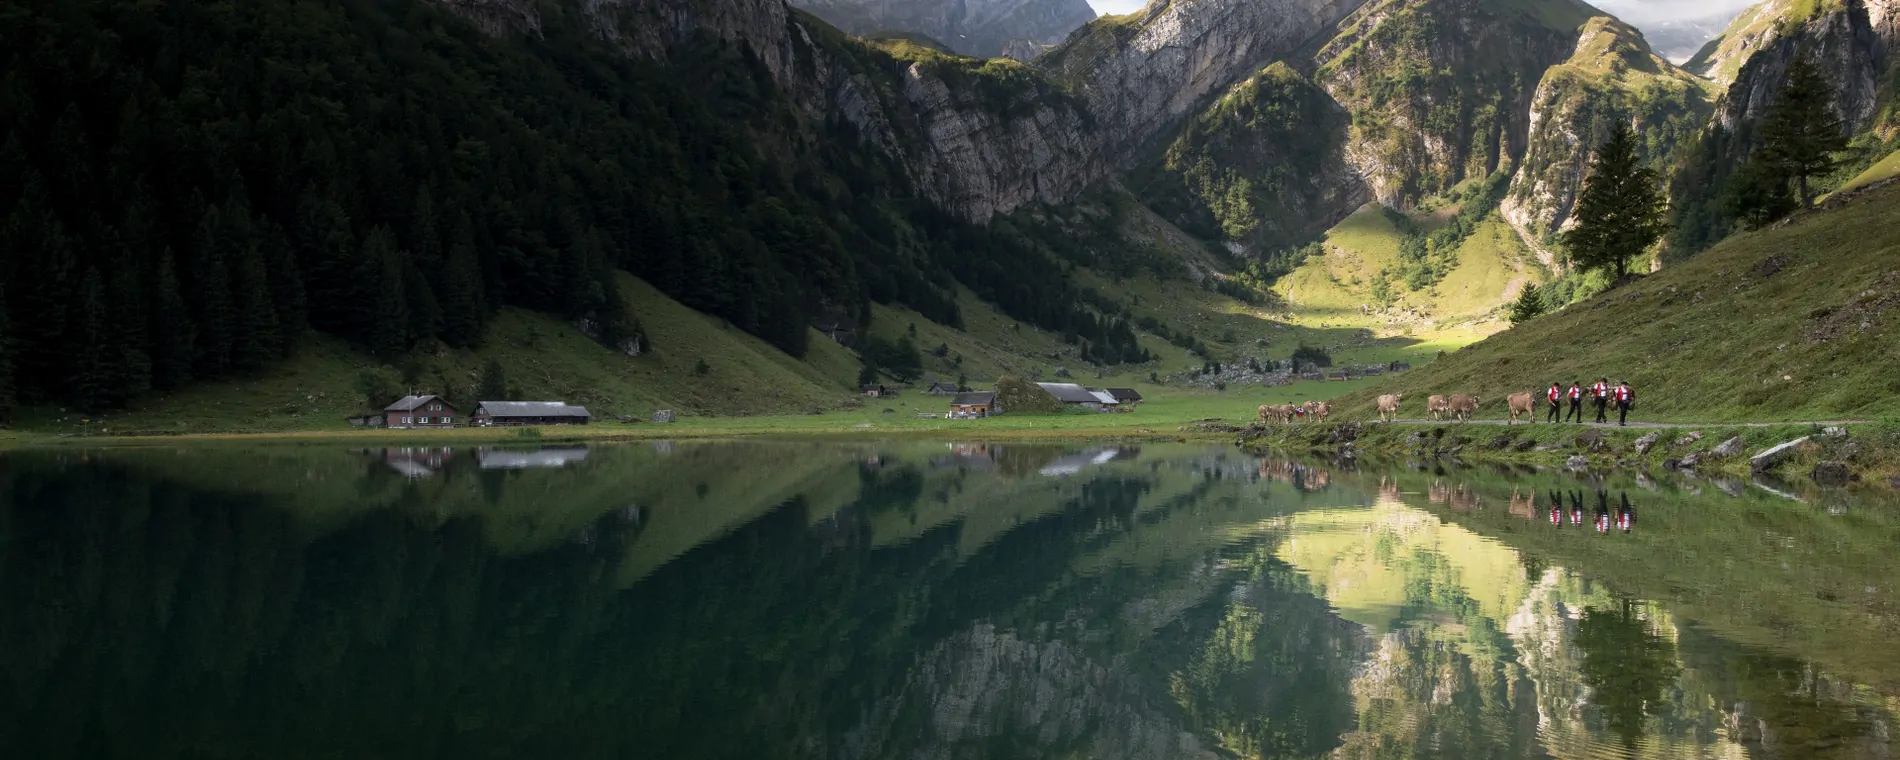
[227,205,281,372]
[0,284,15,425]
[190,205,235,378]
[363,227,413,357]
[439,236,487,347]
[150,252,197,390]
[1561,123,1668,282]
[1722,158,1799,230]
[107,267,153,400]
[476,359,508,402]
[72,270,114,411]
[1508,283,1547,325]
[1758,53,1847,207]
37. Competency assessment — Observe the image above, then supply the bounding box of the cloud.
[1087,0,1148,14]
[1574,0,1756,24]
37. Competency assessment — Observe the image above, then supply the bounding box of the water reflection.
[0,444,1894,759]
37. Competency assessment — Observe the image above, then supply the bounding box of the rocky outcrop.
[790,0,1097,59]
[1132,63,1368,256]
[1709,0,1895,139]
[432,0,543,35]
[1502,17,1715,241]
[841,624,1218,760]
[1037,0,1368,164]
[1314,0,1598,207]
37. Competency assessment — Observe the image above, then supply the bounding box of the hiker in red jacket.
[1545,382,1562,423]
[1565,381,1584,423]
[1614,380,1634,426]
[1592,377,1611,423]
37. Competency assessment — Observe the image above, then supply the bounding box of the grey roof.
[1105,388,1143,402]
[951,391,997,405]
[385,394,449,412]
[475,401,592,418]
[1036,383,1099,404]
[1089,390,1120,405]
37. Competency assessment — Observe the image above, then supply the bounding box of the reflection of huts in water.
[1428,480,1479,511]
[931,443,1000,469]
[1038,447,1134,477]
[474,446,591,470]
[383,447,454,478]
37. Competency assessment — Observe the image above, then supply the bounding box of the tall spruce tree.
[1508,284,1547,325]
[1562,124,1667,282]
[71,270,114,411]
[150,252,196,390]
[476,359,508,403]
[363,227,413,357]
[1758,53,1847,207]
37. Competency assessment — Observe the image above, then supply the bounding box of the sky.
[1085,0,1757,25]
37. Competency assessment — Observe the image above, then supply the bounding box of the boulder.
[1810,461,1853,486]
[1329,423,1361,444]
[1749,437,1810,472]
[1662,458,1682,470]
[1821,426,1848,438]
[1565,455,1590,471]
[1513,438,1538,452]
[1633,432,1661,454]
[1671,431,1704,448]
[1575,430,1604,452]
[1679,452,1702,469]
[651,409,676,423]
[1712,436,1746,457]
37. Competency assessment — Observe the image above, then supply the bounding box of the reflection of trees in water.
[0,450,1350,759]
[1574,599,1682,749]
[1155,550,1362,759]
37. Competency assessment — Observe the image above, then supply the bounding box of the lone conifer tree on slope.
[1759,53,1847,207]
[1562,123,1666,282]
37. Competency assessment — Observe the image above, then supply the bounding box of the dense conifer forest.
[0,0,1149,415]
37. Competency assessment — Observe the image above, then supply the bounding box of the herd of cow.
[1256,400,1332,424]
[1372,393,1488,423]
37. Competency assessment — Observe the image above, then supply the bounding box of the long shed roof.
[475,401,593,418]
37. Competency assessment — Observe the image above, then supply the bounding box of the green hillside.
[1329,183,1900,422]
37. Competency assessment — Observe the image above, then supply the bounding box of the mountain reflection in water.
[0,442,1895,759]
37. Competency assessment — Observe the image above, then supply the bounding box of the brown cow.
[1257,405,1273,425]
[1426,394,1451,421]
[1270,404,1297,423]
[1376,394,1404,423]
[1506,392,1535,424]
[1309,401,1331,422]
[1447,394,1481,423]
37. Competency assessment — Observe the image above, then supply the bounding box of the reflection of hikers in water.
[1592,378,1610,424]
[1595,490,1611,533]
[1569,490,1585,525]
[1618,492,1635,532]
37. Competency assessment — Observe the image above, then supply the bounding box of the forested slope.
[0,0,1150,418]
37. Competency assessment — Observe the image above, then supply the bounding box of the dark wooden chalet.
[1105,388,1143,405]
[470,401,593,427]
[925,381,959,396]
[384,395,459,429]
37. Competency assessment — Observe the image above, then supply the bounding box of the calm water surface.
[3,441,1897,759]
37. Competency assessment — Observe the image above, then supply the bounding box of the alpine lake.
[4,440,1898,759]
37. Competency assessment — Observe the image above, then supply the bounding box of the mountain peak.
[789,0,1098,58]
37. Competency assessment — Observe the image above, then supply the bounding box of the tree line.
[0,0,1147,419]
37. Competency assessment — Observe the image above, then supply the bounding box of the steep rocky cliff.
[1502,17,1715,241]
[1036,0,1368,163]
[789,0,1097,59]
[1313,0,1599,208]
[1132,63,1367,256]
[1669,0,1896,255]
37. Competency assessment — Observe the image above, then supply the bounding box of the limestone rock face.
[1501,17,1714,242]
[1036,0,1368,166]
[789,0,1098,59]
